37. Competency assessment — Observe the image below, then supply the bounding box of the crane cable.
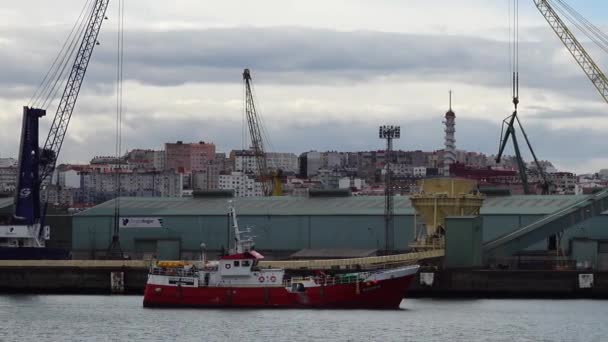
[498,0,520,164]
[249,81,275,154]
[29,0,95,109]
[114,0,125,233]
[549,0,608,56]
[512,0,519,110]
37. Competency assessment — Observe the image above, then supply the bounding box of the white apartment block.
[234,153,258,173]
[392,164,414,177]
[266,152,299,173]
[55,169,81,188]
[234,151,299,174]
[218,172,263,197]
[322,152,342,169]
[42,185,74,207]
[305,151,322,177]
[80,170,183,203]
[0,166,17,192]
[413,167,427,178]
[153,150,165,170]
[338,177,365,190]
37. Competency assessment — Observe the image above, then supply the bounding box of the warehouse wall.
[72,214,418,259]
[73,212,567,259]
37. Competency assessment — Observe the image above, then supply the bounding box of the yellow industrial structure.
[410,178,484,250]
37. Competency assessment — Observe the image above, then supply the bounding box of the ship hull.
[143,270,416,309]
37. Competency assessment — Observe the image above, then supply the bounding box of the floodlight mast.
[379,125,400,252]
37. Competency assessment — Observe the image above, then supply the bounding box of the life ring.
[270,275,277,283]
[258,276,265,283]
[225,264,231,269]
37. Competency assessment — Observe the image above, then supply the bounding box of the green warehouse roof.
[76,194,590,217]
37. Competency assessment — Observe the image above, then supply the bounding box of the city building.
[266,152,299,173]
[153,150,165,170]
[79,169,183,204]
[299,151,323,178]
[165,141,216,173]
[218,172,264,197]
[548,172,577,195]
[42,185,74,207]
[413,167,427,178]
[0,158,18,192]
[192,158,222,191]
[231,150,257,173]
[338,177,365,190]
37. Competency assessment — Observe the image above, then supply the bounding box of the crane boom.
[40,0,111,183]
[534,0,608,104]
[243,69,272,196]
[7,0,110,251]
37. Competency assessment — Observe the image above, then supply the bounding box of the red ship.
[143,202,419,309]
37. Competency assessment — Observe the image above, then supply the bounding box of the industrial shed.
[71,194,608,260]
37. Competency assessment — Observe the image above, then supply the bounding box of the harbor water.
[0,295,606,341]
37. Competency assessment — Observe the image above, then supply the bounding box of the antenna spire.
[449,90,452,111]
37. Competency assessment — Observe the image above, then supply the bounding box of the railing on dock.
[148,266,198,278]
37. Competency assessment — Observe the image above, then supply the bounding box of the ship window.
[233,260,240,267]
[242,260,250,267]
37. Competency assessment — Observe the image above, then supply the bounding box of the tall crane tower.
[243,69,273,196]
[0,0,110,257]
[533,0,608,104]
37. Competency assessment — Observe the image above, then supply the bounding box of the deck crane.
[243,69,275,196]
[0,0,110,258]
[533,0,608,104]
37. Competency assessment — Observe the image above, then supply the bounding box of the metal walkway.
[0,250,445,271]
[483,190,608,258]
[258,249,444,270]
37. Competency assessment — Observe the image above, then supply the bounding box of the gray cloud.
[2,25,608,173]
[1,26,605,97]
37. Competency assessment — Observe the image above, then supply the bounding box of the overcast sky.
[1,1,608,173]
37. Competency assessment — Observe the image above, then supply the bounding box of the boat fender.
[270,276,277,283]
[225,264,231,269]
[258,276,265,283]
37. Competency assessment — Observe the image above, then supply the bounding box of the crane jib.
[12,0,110,234]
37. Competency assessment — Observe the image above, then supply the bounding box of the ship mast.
[228,201,254,254]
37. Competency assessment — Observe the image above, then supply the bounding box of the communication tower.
[379,125,400,252]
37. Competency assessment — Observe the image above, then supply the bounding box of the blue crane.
[1,0,110,257]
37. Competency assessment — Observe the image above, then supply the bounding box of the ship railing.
[284,272,375,288]
[149,266,198,278]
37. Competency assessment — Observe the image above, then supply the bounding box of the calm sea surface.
[0,295,606,342]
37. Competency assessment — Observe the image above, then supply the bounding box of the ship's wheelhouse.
[219,250,264,277]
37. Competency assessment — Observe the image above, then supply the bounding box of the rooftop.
[76,194,590,217]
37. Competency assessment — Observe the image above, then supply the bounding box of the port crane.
[526,0,608,194]
[243,69,277,196]
[0,0,110,256]
[497,0,608,195]
[533,0,608,105]
[496,0,551,195]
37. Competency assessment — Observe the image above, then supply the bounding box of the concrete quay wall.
[1,261,608,297]
[409,269,608,298]
[0,261,148,294]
